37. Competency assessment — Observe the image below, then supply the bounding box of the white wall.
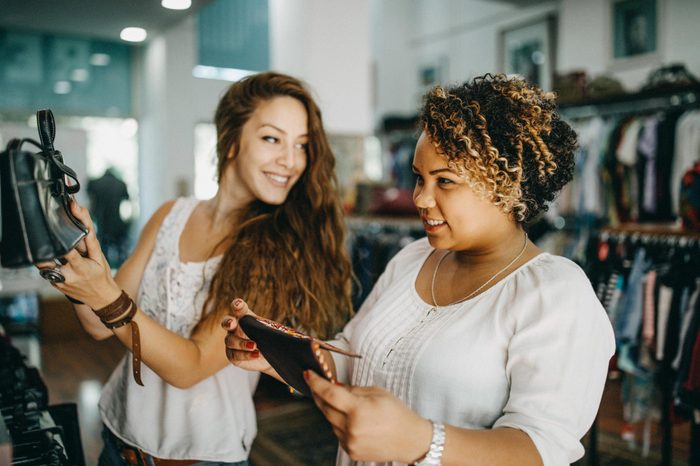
[374,0,700,120]
[373,0,558,121]
[558,0,700,90]
[269,0,372,135]
[371,0,415,121]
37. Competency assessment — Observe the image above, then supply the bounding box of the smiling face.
[412,131,515,251]
[224,96,309,205]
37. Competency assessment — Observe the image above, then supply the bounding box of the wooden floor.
[16,297,696,465]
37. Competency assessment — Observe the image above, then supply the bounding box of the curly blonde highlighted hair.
[420,73,577,223]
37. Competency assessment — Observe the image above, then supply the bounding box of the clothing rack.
[559,84,700,120]
[586,224,700,466]
[345,216,424,309]
[598,222,700,245]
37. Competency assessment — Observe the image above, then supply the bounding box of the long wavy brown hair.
[420,73,577,224]
[201,72,352,338]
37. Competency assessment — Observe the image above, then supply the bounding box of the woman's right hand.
[35,201,121,309]
[222,299,274,375]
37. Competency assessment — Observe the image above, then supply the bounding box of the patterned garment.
[137,198,222,336]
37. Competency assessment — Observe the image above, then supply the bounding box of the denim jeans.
[98,427,250,466]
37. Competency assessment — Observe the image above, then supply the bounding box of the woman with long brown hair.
[42,71,353,465]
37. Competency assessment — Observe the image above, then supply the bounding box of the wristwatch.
[413,421,445,466]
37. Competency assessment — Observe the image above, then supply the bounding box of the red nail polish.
[245,341,256,350]
[251,350,260,358]
[303,370,310,380]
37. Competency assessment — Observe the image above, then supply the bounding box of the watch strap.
[413,421,445,466]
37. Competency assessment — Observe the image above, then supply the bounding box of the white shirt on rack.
[331,237,615,466]
[99,197,259,462]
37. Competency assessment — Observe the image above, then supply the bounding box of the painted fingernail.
[222,318,233,328]
[303,370,310,380]
[245,341,256,350]
[233,298,244,308]
[251,350,260,358]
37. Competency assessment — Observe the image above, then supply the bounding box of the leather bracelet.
[92,291,144,387]
[413,421,445,466]
[102,300,136,329]
[93,290,131,322]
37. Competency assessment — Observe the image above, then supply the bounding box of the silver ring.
[40,266,65,284]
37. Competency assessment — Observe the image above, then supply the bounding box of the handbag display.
[239,315,361,396]
[0,109,88,269]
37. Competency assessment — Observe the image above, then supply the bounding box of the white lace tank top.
[99,197,259,461]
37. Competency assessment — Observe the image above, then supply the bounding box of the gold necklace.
[431,232,529,307]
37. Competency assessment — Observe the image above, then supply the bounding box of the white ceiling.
[0,0,213,42]
[0,0,551,44]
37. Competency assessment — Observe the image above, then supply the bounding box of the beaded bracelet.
[93,291,143,386]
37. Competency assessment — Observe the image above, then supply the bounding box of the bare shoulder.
[141,200,178,239]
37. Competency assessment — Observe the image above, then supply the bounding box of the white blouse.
[99,198,259,461]
[331,237,615,466]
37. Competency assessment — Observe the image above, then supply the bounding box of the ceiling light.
[120,27,147,43]
[162,0,191,10]
[89,53,111,66]
[192,65,256,82]
[70,68,90,82]
[53,81,72,94]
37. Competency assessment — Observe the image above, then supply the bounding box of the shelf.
[345,215,423,228]
[600,223,700,239]
[558,84,700,119]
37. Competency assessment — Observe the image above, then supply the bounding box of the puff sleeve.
[492,260,615,465]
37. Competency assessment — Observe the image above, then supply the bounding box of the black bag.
[0,109,88,268]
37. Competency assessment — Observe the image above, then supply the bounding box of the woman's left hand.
[37,201,121,309]
[305,370,432,463]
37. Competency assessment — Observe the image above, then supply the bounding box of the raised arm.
[52,201,233,388]
[67,200,174,340]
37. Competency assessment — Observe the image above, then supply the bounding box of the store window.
[0,29,132,117]
[193,123,218,200]
[78,117,138,267]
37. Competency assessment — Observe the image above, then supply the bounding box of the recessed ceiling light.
[162,0,191,10]
[53,81,72,94]
[89,53,111,66]
[70,68,90,82]
[120,27,147,43]
[192,65,256,82]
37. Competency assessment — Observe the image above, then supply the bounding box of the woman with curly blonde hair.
[225,73,614,466]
